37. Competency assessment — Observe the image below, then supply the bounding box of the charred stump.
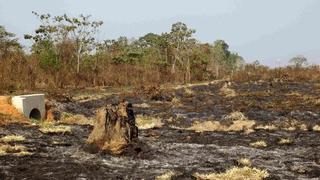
[86,102,138,155]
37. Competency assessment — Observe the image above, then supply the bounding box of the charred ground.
[1,81,320,179]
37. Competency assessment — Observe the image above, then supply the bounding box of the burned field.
[1,81,320,179]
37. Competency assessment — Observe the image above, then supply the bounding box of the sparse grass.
[193,166,269,180]
[219,84,237,97]
[39,123,72,134]
[184,88,194,97]
[155,171,176,180]
[282,126,296,131]
[185,112,256,133]
[187,121,225,132]
[171,97,182,107]
[0,144,33,156]
[299,124,308,131]
[183,119,256,133]
[255,124,278,131]
[241,91,271,97]
[136,115,163,130]
[237,158,252,167]
[228,120,256,132]
[250,141,267,148]
[0,135,25,143]
[278,138,294,145]
[280,119,307,131]
[286,91,302,96]
[60,112,93,125]
[314,99,320,106]
[134,103,150,108]
[281,123,308,131]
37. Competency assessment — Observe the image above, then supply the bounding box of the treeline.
[0,13,319,91]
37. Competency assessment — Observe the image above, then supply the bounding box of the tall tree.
[0,25,21,59]
[227,52,245,74]
[211,40,230,77]
[25,12,103,73]
[289,55,308,68]
[169,22,196,74]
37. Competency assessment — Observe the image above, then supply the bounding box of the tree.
[227,52,245,74]
[169,22,196,75]
[289,55,308,68]
[210,40,230,77]
[138,33,160,48]
[25,12,103,73]
[0,25,21,59]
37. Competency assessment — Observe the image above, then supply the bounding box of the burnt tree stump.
[86,102,138,155]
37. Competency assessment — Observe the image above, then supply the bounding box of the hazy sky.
[0,0,319,66]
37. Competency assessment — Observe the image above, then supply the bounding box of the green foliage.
[21,16,247,84]
[212,40,230,65]
[25,12,103,73]
[290,55,308,68]
[0,26,21,58]
[228,52,245,72]
[34,40,60,71]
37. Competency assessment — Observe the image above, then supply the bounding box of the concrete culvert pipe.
[12,94,45,120]
[29,108,41,120]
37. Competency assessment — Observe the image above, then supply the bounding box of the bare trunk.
[215,64,219,79]
[186,57,191,83]
[171,58,176,74]
[76,43,83,74]
[77,54,80,74]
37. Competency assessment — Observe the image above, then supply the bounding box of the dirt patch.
[0,96,29,125]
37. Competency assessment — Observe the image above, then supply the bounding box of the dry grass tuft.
[255,124,278,131]
[237,158,252,167]
[186,118,255,133]
[0,135,25,143]
[184,88,194,97]
[171,97,182,107]
[250,141,267,148]
[155,171,176,180]
[278,138,294,145]
[286,91,302,96]
[228,120,256,132]
[134,103,150,108]
[181,112,255,133]
[281,119,307,131]
[313,125,320,132]
[0,144,33,156]
[39,123,72,134]
[187,121,226,133]
[193,166,269,180]
[225,112,256,132]
[223,111,247,121]
[224,112,256,132]
[60,112,93,125]
[219,83,237,97]
[298,124,308,131]
[136,115,163,130]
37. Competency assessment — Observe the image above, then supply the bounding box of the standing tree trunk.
[215,64,220,79]
[86,102,138,155]
[186,56,191,83]
[76,43,83,74]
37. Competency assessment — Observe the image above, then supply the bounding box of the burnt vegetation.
[1,12,320,180]
[0,13,319,92]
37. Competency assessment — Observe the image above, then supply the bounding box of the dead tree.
[86,101,138,155]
